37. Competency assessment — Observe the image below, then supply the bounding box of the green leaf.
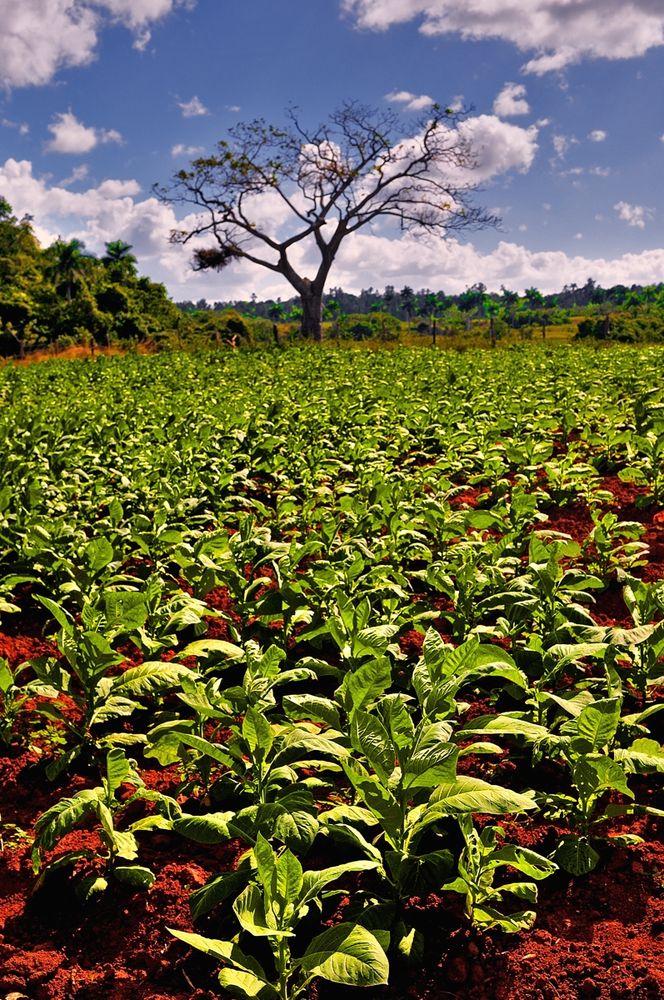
[276,848,303,905]
[86,537,114,572]
[233,883,291,938]
[36,595,74,635]
[190,870,251,921]
[343,658,391,712]
[109,662,192,697]
[174,732,234,767]
[283,694,341,730]
[459,714,548,741]
[299,861,379,906]
[113,865,156,889]
[104,591,149,632]
[299,923,389,987]
[218,968,279,999]
[575,698,620,751]
[33,788,100,854]
[403,731,457,789]
[473,905,536,933]
[351,711,395,784]
[556,835,600,875]
[488,844,558,880]
[429,777,537,815]
[615,738,664,773]
[105,748,134,798]
[242,706,274,761]
[173,812,234,843]
[180,638,245,661]
[169,929,269,979]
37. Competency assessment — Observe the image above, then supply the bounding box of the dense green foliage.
[1,345,663,995]
[0,201,184,356]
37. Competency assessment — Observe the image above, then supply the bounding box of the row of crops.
[1,345,663,998]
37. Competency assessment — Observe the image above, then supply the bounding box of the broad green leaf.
[173,812,234,843]
[33,788,100,853]
[169,929,268,978]
[351,711,395,784]
[110,662,192,697]
[459,714,548,741]
[276,849,303,905]
[299,923,389,987]
[105,748,134,797]
[233,883,291,938]
[429,776,537,815]
[218,969,279,999]
[86,537,114,572]
[175,732,234,767]
[190,870,251,921]
[575,698,620,751]
[299,861,379,906]
[180,638,245,661]
[555,835,600,875]
[243,706,274,761]
[113,865,156,889]
[283,694,342,730]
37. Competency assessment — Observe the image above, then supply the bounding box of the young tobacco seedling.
[32,748,180,898]
[443,816,557,933]
[156,710,347,851]
[323,697,537,958]
[536,696,656,874]
[0,656,60,747]
[171,834,388,1000]
[31,595,195,777]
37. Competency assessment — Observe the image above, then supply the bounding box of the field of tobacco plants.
[1,345,663,1000]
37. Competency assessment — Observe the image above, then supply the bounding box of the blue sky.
[1,0,664,300]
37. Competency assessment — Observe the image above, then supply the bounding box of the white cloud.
[171,143,205,157]
[385,90,436,112]
[589,166,610,177]
[226,105,241,113]
[573,232,583,240]
[493,82,530,118]
[457,116,539,180]
[177,96,209,117]
[45,112,123,154]
[1,118,30,136]
[614,200,654,229]
[552,134,579,160]
[60,164,89,187]
[0,0,193,89]
[588,129,607,142]
[343,0,664,74]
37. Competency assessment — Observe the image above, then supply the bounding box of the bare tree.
[157,102,498,341]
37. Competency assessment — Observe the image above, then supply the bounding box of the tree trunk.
[301,290,323,342]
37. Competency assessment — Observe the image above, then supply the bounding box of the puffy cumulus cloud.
[588,129,607,142]
[493,82,530,117]
[342,0,664,74]
[45,112,122,154]
[385,90,436,111]
[0,0,193,89]
[614,201,654,229]
[326,231,664,298]
[456,116,539,180]
[177,96,209,117]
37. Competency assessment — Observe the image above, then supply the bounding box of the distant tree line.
[179,277,664,343]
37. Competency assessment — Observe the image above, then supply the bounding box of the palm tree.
[47,238,92,301]
[102,240,137,279]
